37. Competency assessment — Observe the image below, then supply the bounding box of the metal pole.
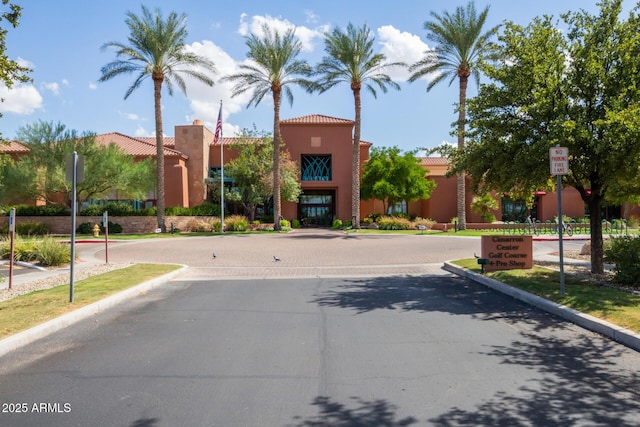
[8,208,15,289]
[104,211,109,264]
[219,101,225,233]
[70,151,77,303]
[557,173,565,296]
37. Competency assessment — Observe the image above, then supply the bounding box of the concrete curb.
[0,265,188,358]
[443,261,640,353]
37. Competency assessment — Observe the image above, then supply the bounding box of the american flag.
[213,103,222,144]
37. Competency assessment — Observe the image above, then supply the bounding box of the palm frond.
[409,1,499,91]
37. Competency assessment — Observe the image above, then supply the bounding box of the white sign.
[9,208,15,233]
[550,147,569,175]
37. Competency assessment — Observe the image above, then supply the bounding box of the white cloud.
[88,82,97,90]
[134,125,152,137]
[16,57,34,69]
[127,113,139,121]
[304,9,318,24]
[184,39,253,125]
[41,81,60,95]
[377,25,434,82]
[237,14,324,52]
[0,83,43,114]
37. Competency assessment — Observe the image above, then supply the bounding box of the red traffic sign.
[550,147,569,175]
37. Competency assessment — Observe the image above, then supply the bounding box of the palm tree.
[408,1,498,230]
[99,5,216,232]
[223,24,314,231]
[315,23,403,229]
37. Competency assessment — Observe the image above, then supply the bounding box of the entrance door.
[299,190,335,226]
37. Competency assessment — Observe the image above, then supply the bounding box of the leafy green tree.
[1,120,155,206]
[225,129,301,222]
[315,23,403,228]
[361,146,436,214]
[0,1,32,142]
[409,1,499,230]
[450,0,640,273]
[99,5,217,232]
[224,24,314,231]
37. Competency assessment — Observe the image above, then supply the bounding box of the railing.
[502,218,629,235]
[602,219,628,235]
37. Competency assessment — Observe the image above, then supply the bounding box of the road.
[0,231,638,426]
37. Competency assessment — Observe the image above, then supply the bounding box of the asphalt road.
[1,270,639,426]
[0,231,638,426]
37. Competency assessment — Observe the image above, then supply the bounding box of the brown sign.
[481,235,533,271]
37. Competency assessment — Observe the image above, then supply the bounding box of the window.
[387,201,407,215]
[502,197,528,221]
[301,155,331,181]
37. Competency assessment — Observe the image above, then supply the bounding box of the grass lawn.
[0,263,181,339]
[453,258,640,334]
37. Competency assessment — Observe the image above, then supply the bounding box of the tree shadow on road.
[130,418,159,427]
[312,275,566,333]
[429,332,640,426]
[289,396,418,427]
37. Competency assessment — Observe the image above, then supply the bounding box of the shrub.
[365,213,382,224]
[332,219,343,229]
[210,218,222,232]
[12,204,70,216]
[16,222,49,236]
[35,237,71,266]
[291,219,301,229]
[604,235,640,286]
[280,219,290,228]
[413,217,436,230]
[82,202,155,217]
[76,222,94,235]
[377,216,413,230]
[102,221,123,234]
[471,194,499,223]
[191,202,220,216]
[0,235,38,262]
[225,215,248,231]
[187,218,212,232]
[165,206,191,216]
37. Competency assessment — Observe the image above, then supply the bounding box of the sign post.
[66,152,84,303]
[103,211,109,264]
[550,146,569,295]
[8,208,15,289]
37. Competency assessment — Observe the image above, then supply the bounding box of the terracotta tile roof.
[95,133,185,158]
[0,140,30,153]
[209,137,264,147]
[420,157,450,166]
[207,135,370,147]
[136,136,176,148]
[281,114,354,125]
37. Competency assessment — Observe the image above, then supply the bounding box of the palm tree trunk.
[153,76,166,232]
[352,87,362,229]
[272,89,282,231]
[457,75,468,230]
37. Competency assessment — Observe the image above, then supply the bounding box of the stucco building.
[3,114,638,225]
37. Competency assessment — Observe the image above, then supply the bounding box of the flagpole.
[218,101,224,233]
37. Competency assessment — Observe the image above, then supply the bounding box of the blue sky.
[2,1,636,153]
